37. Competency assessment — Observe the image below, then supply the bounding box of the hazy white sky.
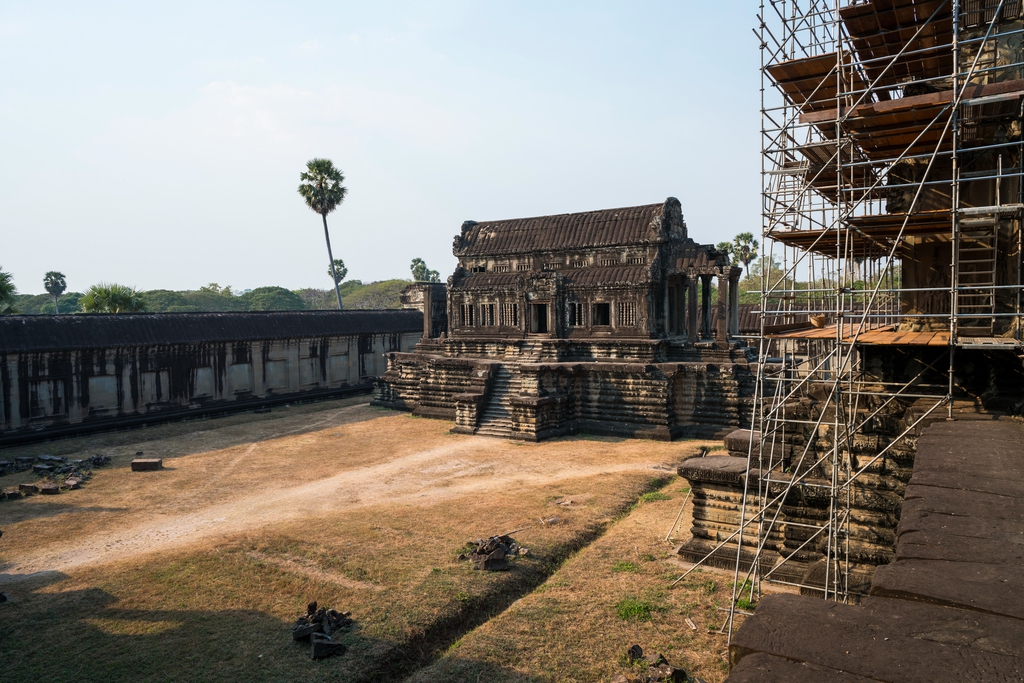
[1,1,760,294]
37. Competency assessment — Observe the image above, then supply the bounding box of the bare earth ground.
[0,399,727,682]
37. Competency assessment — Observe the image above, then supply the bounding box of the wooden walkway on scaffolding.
[766,323,950,346]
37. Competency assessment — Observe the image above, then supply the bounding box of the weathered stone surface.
[727,653,880,683]
[729,594,1024,681]
[868,421,1024,620]
[130,458,163,472]
[677,455,748,485]
[38,484,59,495]
[871,559,1024,620]
[18,483,37,494]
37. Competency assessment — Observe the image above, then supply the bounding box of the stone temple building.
[375,197,755,440]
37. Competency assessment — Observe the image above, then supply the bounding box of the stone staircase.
[475,365,521,437]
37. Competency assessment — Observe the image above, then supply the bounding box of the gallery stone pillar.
[700,274,713,340]
[729,272,740,337]
[716,274,729,341]
[422,285,434,339]
[687,276,699,343]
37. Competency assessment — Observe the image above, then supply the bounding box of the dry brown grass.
[406,479,748,683]
[0,399,721,682]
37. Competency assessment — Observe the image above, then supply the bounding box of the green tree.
[0,267,18,314]
[298,158,348,311]
[240,286,306,311]
[410,258,440,283]
[80,283,148,313]
[732,232,759,276]
[43,271,67,313]
[716,242,735,265]
[327,259,348,286]
[342,279,409,310]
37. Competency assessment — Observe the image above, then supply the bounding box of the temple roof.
[454,198,683,257]
[0,310,422,353]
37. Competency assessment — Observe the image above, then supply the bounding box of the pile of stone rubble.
[459,534,529,571]
[0,453,111,500]
[611,645,704,683]
[291,600,353,660]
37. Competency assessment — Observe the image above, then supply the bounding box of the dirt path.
[0,431,653,582]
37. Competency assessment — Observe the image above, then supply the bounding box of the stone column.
[687,276,699,343]
[700,274,713,340]
[730,272,740,337]
[717,275,729,341]
[422,285,433,339]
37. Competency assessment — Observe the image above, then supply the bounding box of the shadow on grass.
[0,502,129,527]
[0,571,538,683]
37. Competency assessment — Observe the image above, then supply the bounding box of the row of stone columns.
[678,271,740,343]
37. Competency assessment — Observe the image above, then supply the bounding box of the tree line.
[0,255,444,315]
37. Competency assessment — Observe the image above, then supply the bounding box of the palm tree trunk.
[53,294,60,315]
[323,213,343,311]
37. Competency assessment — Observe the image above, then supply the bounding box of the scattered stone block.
[18,483,37,495]
[292,622,318,640]
[309,633,346,660]
[4,488,22,500]
[131,458,163,472]
[38,484,60,495]
[32,464,54,475]
[14,457,34,472]
[63,478,82,490]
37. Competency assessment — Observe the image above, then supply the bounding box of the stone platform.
[727,419,1024,682]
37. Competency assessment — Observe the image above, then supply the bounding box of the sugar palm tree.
[0,266,17,315]
[732,232,759,277]
[326,258,348,286]
[80,283,148,313]
[298,158,347,310]
[43,271,67,314]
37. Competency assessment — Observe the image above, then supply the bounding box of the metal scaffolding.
[686,0,1024,640]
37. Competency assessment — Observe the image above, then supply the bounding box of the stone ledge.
[730,593,1024,680]
[678,455,749,486]
[727,653,878,683]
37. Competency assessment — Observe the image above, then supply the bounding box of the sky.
[1,1,761,294]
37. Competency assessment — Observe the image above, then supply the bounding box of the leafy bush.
[611,561,641,573]
[615,597,654,622]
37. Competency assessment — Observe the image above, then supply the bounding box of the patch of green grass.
[737,598,757,611]
[611,561,641,573]
[639,491,671,503]
[702,580,717,594]
[639,553,657,562]
[615,597,654,622]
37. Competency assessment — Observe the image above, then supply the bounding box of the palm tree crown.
[298,158,348,311]
[732,232,759,276]
[80,283,148,313]
[298,158,347,217]
[0,266,18,315]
